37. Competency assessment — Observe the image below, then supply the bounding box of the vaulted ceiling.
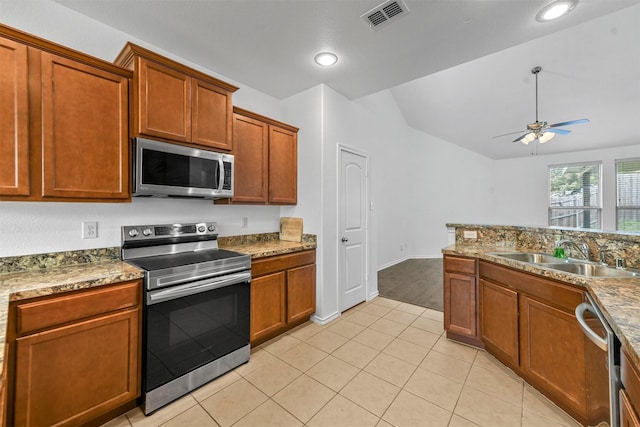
[55,0,640,159]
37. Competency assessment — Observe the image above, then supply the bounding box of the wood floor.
[377,258,443,311]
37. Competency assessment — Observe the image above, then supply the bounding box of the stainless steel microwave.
[132,137,233,199]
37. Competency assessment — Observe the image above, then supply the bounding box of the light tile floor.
[104,297,585,427]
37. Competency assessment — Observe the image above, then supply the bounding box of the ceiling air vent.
[361,0,411,30]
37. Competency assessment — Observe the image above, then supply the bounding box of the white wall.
[490,144,640,230]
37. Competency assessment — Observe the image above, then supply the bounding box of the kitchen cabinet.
[443,255,482,347]
[219,108,298,205]
[479,278,518,369]
[478,260,608,426]
[5,280,142,427]
[621,350,640,426]
[115,42,237,151]
[250,250,315,345]
[0,25,131,202]
[0,35,29,196]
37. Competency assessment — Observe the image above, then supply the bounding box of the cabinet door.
[519,294,586,417]
[0,36,29,196]
[444,272,477,338]
[192,78,232,150]
[621,389,640,427]
[232,113,269,203]
[479,278,519,368]
[40,52,129,199]
[250,272,286,343]
[268,125,297,204]
[136,57,190,142]
[13,308,140,427]
[287,264,316,324]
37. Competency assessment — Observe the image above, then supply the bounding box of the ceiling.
[54,0,640,159]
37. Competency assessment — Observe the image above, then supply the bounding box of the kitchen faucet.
[557,239,590,260]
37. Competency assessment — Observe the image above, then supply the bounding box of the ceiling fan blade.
[546,128,571,135]
[512,133,530,143]
[548,118,589,128]
[493,130,524,138]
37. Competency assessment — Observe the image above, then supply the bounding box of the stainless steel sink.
[490,252,563,264]
[490,252,640,278]
[542,263,640,278]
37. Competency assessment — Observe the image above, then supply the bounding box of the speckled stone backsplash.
[447,224,640,270]
[0,247,120,274]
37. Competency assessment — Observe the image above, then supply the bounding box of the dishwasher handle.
[575,302,608,351]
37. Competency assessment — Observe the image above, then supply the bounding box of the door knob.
[341,237,349,242]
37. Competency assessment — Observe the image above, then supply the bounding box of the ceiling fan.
[494,66,589,145]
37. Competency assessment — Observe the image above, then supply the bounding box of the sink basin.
[490,252,640,278]
[542,263,640,278]
[491,252,563,264]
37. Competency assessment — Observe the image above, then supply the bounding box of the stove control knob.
[208,224,216,232]
[128,228,139,238]
[198,225,206,233]
[142,228,153,236]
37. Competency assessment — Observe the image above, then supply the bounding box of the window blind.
[616,158,640,232]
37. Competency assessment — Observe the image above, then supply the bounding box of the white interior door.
[338,147,368,312]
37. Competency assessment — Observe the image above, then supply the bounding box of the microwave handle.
[218,158,224,192]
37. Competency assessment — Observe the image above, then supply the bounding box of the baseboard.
[310,311,340,325]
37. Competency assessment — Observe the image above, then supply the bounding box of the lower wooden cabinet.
[6,280,142,426]
[251,250,316,345]
[621,350,640,427]
[477,260,608,426]
[479,278,519,369]
[443,255,482,347]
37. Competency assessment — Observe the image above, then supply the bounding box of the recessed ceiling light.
[314,52,338,67]
[536,0,578,22]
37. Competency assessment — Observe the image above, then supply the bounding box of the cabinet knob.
[341,237,349,243]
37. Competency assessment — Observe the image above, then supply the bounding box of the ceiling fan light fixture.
[314,52,338,67]
[536,0,579,22]
[522,133,536,145]
[539,132,556,144]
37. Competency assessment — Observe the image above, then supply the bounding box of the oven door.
[144,271,250,394]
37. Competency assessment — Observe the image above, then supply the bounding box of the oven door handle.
[147,271,251,305]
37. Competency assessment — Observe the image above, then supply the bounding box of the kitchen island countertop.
[443,244,640,379]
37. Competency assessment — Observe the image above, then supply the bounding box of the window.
[549,162,602,229]
[616,158,640,232]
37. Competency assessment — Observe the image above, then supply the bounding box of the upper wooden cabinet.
[0,26,131,202]
[0,36,29,196]
[222,107,298,205]
[115,43,237,151]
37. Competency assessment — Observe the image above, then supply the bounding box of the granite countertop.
[443,244,640,376]
[0,258,144,379]
[218,233,317,258]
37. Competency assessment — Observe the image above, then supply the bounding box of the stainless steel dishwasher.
[576,293,622,427]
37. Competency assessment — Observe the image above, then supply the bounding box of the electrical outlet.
[463,230,477,239]
[82,221,98,239]
[241,217,248,228]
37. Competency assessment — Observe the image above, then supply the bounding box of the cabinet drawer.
[252,250,315,277]
[622,350,640,413]
[444,256,476,275]
[16,280,141,335]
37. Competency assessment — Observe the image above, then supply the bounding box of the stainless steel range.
[121,221,251,415]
